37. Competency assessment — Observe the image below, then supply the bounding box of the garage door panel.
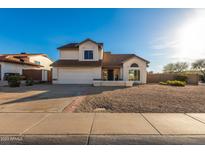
[58,68,100,84]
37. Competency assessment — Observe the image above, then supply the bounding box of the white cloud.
[150,37,176,58]
[151,39,178,50]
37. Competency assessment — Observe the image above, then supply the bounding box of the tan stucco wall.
[98,47,103,60]
[59,41,103,61]
[52,67,58,80]
[79,41,101,61]
[122,57,147,83]
[59,49,79,60]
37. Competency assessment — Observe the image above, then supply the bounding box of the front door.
[108,69,114,81]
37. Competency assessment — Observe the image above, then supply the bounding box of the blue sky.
[0,9,199,72]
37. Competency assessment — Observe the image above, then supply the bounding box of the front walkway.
[1,113,205,144]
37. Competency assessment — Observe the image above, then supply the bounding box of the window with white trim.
[128,69,140,81]
[84,50,93,60]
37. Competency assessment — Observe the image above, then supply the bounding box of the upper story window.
[84,50,93,60]
[34,61,41,65]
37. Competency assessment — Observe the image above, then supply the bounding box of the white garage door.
[58,67,101,84]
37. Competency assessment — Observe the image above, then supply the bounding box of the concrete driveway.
[0,84,121,112]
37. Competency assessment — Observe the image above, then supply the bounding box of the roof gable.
[57,38,103,50]
[102,52,149,67]
[122,55,150,64]
[57,43,79,50]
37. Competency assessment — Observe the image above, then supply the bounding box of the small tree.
[174,62,189,73]
[163,62,189,73]
[192,59,205,82]
[163,63,175,73]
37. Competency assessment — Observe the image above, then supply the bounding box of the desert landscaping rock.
[93,108,106,112]
[77,84,205,113]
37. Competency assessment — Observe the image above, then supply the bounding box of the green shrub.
[166,80,186,86]
[159,80,186,86]
[7,75,21,87]
[175,75,188,82]
[159,82,167,85]
[26,78,34,86]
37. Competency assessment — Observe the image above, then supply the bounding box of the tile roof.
[2,53,48,57]
[50,60,102,67]
[102,52,149,67]
[57,43,78,50]
[0,55,43,67]
[57,38,103,50]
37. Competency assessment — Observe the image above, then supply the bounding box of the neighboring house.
[51,38,149,84]
[0,53,53,81]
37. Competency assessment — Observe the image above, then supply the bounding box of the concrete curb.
[1,135,205,145]
[1,113,205,144]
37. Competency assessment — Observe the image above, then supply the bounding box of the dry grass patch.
[76,84,205,113]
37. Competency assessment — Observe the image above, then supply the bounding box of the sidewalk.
[1,113,205,144]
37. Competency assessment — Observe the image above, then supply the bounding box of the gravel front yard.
[76,84,205,113]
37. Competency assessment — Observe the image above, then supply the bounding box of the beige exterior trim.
[122,57,147,84]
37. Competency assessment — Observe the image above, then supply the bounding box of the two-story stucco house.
[51,39,149,85]
[0,53,53,81]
